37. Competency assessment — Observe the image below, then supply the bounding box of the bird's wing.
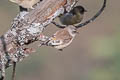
[60,13,73,24]
[53,29,72,44]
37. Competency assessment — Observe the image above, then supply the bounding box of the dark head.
[72,6,87,14]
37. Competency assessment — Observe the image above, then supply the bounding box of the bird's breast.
[60,13,83,25]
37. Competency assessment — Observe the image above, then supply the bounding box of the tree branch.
[0,0,76,75]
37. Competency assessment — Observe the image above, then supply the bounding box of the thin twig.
[52,0,106,29]
[75,0,106,28]
[11,62,16,80]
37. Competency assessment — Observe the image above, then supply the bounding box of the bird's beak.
[76,31,79,34]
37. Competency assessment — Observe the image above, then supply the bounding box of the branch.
[0,0,77,76]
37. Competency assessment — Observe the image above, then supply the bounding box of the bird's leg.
[32,0,44,10]
[11,62,16,80]
[36,0,43,5]
[51,21,66,28]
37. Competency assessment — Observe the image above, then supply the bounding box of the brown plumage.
[47,25,78,51]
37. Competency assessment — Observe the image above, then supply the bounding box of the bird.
[59,5,87,26]
[9,0,40,9]
[46,25,78,51]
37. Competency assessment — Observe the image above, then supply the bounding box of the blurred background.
[0,0,120,80]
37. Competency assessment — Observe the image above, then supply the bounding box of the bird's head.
[73,6,87,15]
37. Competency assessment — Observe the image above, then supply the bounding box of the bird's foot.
[52,21,66,28]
